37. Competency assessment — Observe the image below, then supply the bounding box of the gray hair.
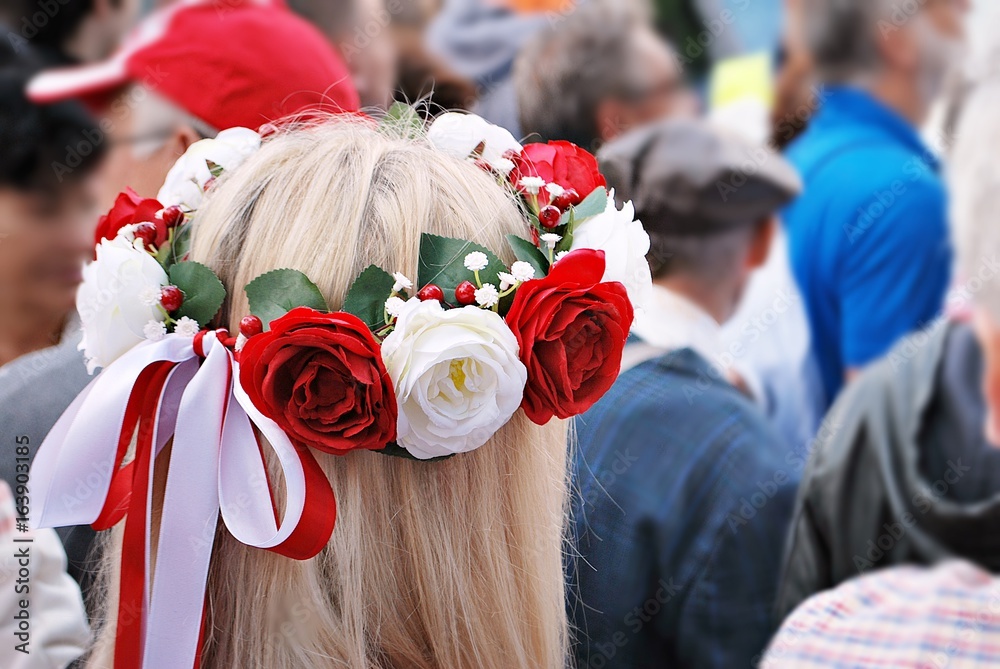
[130,86,217,158]
[514,0,654,150]
[950,76,1000,320]
[802,0,896,83]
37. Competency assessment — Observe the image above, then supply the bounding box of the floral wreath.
[30,108,651,669]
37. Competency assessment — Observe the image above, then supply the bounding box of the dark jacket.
[775,320,1000,622]
[571,348,798,669]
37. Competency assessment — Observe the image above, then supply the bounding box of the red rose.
[94,188,165,248]
[505,249,633,425]
[511,141,607,206]
[239,307,397,454]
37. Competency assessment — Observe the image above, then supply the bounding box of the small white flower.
[174,316,200,337]
[554,251,570,263]
[143,320,167,342]
[139,286,162,307]
[235,333,249,351]
[545,182,566,198]
[518,176,546,195]
[474,283,500,308]
[540,233,562,250]
[463,251,489,272]
[510,261,535,283]
[392,272,413,292]
[498,272,517,291]
[385,296,407,318]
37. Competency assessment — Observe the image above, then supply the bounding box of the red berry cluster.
[537,189,581,230]
[413,281,477,307]
[160,286,184,312]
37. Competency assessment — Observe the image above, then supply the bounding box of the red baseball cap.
[27,0,360,131]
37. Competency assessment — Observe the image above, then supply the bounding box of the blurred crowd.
[3,0,1000,667]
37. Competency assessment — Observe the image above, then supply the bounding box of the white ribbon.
[30,331,321,669]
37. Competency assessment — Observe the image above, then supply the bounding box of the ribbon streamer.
[30,331,336,669]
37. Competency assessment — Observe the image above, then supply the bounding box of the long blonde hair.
[86,118,571,668]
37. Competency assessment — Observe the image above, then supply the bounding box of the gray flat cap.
[597,118,802,236]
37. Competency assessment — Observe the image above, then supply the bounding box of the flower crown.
[31,109,651,669]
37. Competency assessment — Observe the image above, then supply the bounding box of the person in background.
[0,54,105,370]
[766,561,1000,668]
[426,0,564,137]
[514,0,696,153]
[0,0,139,66]
[569,118,801,669]
[783,0,968,409]
[775,63,1000,624]
[289,0,399,109]
[0,0,358,595]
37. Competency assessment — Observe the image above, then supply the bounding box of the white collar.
[632,284,723,366]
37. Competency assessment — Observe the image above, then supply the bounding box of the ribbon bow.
[30,330,336,669]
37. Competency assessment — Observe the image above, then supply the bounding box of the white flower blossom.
[157,127,262,210]
[77,237,168,373]
[518,176,546,195]
[463,251,489,272]
[510,261,535,282]
[498,272,517,291]
[545,182,566,198]
[554,251,570,263]
[143,320,167,342]
[385,296,407,318]
[174,316,200,337]
[474,283,500,308]
[569,189,653,310]
[392,272,413,292]
[235,333,249,352]
[426,112,523,176]
[540,233,561,249]
[380,298,527,459]
[139,286,162,307]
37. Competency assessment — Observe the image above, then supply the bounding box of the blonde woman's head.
[87,117,570,669]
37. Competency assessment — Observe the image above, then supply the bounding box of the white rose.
[427,112,523,176]
[381,298,527,459]
[77,237,169,373]
[570,189,653,311]
[156,127,262,210]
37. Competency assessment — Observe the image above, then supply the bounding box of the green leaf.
[343,265,396,330]
[558,186,607,227]
[417,234,506,303]
[377,442,455,462]
[382,102,423,139]
[245,268,328,330]
[506,234,549,277]
[168,261,226,327]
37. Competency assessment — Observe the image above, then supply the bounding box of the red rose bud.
[552,188,581,210]
[133,222,159,249]
[510,141,606,208]
[158,205,185,229]
[455,280,477,305]
[160,286,184,312]
[239,315,264,338]
[94,188,165,251]
[417,284,445,302]
[538,205,562,229]
[238,307,397,454]
[505,249,633,425]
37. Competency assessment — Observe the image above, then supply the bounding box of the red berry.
[133,222,158,248]
[158,205,185,229]
[239,315,263,338]
[160,286,184,312]
[455,280,477,305]
[538,205,562,229]
[552,188,580,210]
[417,284,445,302]
[204,177,216,191]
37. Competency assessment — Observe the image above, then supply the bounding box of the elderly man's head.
[515,1,695,152]
[803,0,967,116]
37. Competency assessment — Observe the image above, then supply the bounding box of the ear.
[595,97,630,147]
[877,20,920,73]
[746,216,777,270]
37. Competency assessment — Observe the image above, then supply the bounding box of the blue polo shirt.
[784,86,951,406]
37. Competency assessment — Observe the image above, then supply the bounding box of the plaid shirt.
[569,348,799,669]
[763,560,1000,668]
